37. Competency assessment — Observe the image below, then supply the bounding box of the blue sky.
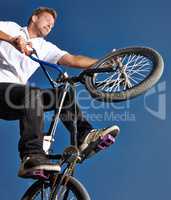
[0,0,170,200]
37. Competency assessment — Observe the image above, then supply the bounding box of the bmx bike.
[21,46,164,200]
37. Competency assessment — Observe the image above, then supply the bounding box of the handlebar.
[29,55,65,74]
[29,53,115,86]
[29,53,69,87]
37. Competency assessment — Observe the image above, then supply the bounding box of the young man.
[0,7,119,179]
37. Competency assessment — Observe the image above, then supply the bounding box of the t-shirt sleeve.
[42,41,69,64]
[0,21,20,35]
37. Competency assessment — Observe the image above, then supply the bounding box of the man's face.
[32,12,55,37]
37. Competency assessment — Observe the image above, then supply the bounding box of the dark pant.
[0,83,93,159]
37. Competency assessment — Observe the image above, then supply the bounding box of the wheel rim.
[93,53,154,94]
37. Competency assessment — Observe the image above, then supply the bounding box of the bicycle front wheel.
[21,175,91,200]
[84,47,164,102]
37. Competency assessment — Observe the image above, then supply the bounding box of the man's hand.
[10,36,33,56]
[0,31,33,55]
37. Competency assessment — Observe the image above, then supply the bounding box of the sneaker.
[79,125,120,158]
[18,154,61,179]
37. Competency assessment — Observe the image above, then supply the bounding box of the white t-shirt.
[0,21,69,84]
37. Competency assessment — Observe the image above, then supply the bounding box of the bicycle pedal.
[80,134,116,162]
[97,134,115,150]
[29,169,50,180]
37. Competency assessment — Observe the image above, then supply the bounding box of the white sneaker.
[79,125,120,152]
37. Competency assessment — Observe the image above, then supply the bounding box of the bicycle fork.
[49,147,80,200]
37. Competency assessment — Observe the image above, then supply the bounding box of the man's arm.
[0,30,14,43]
[58,54,98,69]
[0,31,32,55]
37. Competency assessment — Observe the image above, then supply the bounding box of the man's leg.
[0,83,45,157]
[42,86,93,145]
[42,86,120,152]
[53,87,120,157]
[18,85,45,159]
[59,87,93,145]
[0,83,60,179]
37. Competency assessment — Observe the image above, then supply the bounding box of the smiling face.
[31,12,55,37]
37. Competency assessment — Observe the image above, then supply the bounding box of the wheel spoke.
[127,75,141,84]
[114,80,122,92]
[93,52,153,93]
[33,185,51,200]
[129,70,147,78]
[95,71,117,87]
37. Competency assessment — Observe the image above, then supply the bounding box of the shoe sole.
[18,164,61,178]
[98,125,120,138]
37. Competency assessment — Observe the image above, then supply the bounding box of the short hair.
[28,7,57,25]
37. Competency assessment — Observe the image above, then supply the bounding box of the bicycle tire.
[21,175,91,200]
[84,47,164,102]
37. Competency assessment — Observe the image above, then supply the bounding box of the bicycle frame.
[29,54,84,199]
[28,54,118,199]
[30,55,79,152]
[30,54,115,155]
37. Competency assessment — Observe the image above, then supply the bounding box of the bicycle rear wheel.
[84,47,164,102]
[21,175,91,200]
